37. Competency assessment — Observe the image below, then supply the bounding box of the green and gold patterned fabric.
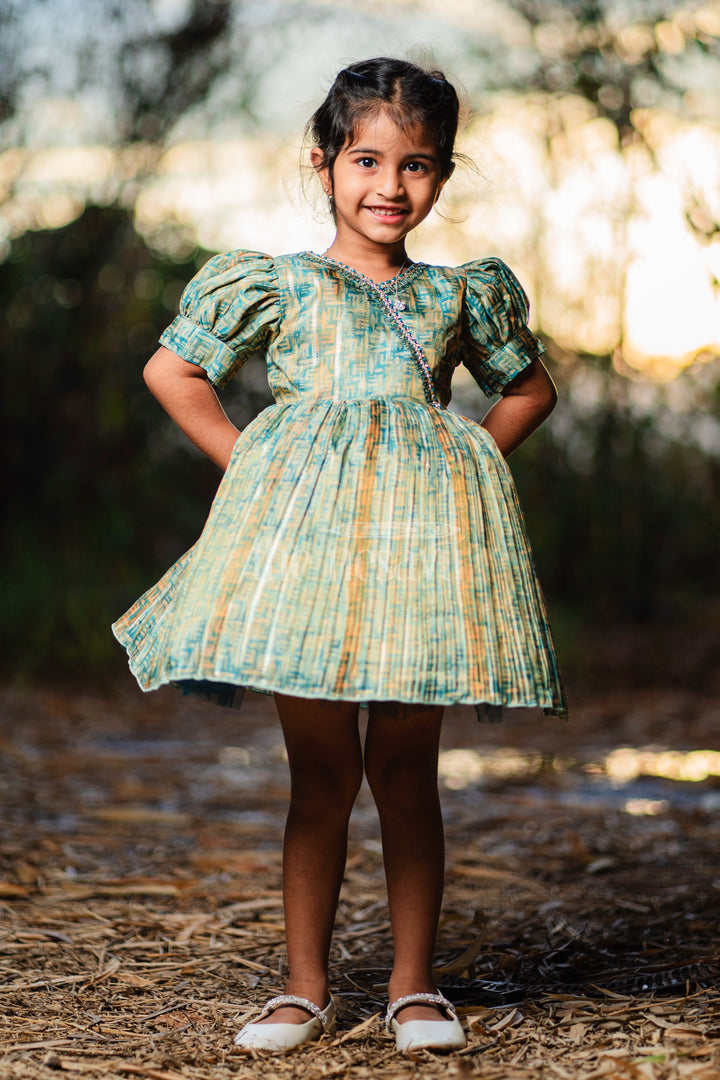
[112,250,567,722]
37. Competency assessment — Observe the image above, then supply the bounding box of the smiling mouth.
[365,206,408,219]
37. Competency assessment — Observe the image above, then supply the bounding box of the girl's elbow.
[535,368,558,417]
[143,351,164,391]
[542,378,558,416]
[142,361,155,390]
[143,347,200,394]
[143,364,168,404]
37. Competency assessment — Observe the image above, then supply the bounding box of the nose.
[375,167,405,199]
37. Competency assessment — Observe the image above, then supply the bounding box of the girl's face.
[312,108,450,254]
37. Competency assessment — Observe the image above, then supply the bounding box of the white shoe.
[233,994,336,1052]
[386,992,466,1053]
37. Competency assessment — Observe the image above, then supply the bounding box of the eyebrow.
[349,147,438,161]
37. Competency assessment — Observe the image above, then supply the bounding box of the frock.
[112,249,568,722]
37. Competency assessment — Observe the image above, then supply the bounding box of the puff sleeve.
[158,250,282,388]
[460,257,545,398]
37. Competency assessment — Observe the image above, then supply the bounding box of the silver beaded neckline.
[301,251,441,410]
[302,249,427,291]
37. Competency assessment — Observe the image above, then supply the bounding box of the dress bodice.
[159,250,545,410]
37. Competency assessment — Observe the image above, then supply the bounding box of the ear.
[310,146,332,195]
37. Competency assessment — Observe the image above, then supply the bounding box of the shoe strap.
[385,991,458,1030]
[258,994,333,1031]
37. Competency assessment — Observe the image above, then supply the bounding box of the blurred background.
[1,0,719,695]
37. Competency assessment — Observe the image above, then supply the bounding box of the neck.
[323,236,411,282]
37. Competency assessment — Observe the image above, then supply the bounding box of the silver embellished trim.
[385,991,458,1030]
[303,250,426,290]
[301,251,442,411]
[255,994,331,1029]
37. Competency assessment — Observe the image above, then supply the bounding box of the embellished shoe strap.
[385,991,458,1030]
[257,994,332,1030]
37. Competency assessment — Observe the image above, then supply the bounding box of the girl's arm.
[480,357,557,458]
[143,346,241,471]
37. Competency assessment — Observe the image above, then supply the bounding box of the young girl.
[113,56,567,1054]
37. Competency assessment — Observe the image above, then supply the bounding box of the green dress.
[112,250,567,722]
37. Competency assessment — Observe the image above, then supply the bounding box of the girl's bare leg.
[254,692,363,1025]
[364,701,446,1024]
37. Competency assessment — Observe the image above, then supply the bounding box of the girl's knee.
[365,753,439,815]
[364,704,442,811]
[289,758,363,819]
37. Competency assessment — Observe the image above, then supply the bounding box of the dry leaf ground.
[2,628,720,1079]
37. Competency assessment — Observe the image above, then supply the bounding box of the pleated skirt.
[112,395,567,721]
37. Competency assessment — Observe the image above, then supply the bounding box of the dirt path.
[1,674,719,1078]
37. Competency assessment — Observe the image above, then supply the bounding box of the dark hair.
[307,57,460,181]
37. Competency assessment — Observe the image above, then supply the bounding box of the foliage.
[2,0,718,154]
[0,204,267,678]
[511,353,720,624]
[0,0,235,147]
[500,0,720,139]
